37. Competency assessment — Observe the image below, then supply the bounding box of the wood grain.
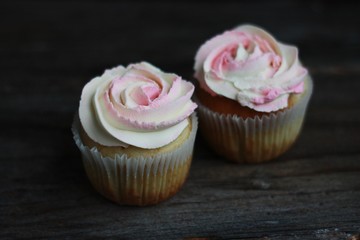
[1,1,360,239]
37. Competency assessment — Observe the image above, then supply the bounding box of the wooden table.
[1,1,359,239]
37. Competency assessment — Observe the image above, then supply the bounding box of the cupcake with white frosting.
[194,24,313,163]
[72,62,198,206]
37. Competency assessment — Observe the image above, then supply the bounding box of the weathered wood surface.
[1,1,360,239]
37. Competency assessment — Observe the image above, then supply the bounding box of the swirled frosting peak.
[79,62,197,149]
[194,24,307,112]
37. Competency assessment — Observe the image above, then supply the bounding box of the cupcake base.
[197,76,313,163]
[72,114,198,206]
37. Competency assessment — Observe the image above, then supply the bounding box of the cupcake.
[72,62,198,206]
[194,25,313,163]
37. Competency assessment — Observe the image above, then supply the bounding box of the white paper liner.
[72,113,198,206]
[197,77,313,163]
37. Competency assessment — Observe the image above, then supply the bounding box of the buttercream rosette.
[73,62,198,205]
[194,24,313,163]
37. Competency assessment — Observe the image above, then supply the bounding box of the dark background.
[1,1,360,239]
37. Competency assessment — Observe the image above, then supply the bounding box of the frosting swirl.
[194,25,307,112]
[79,62,197,149]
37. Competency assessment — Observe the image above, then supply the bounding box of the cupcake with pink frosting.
[194,24,313,163]
[72,62,198,206]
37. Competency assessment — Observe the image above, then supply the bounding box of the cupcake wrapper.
[197,78,313,163]
[72,114,198,206]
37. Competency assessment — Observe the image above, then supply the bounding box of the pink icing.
[79,62,197,149]
[194,25,308,112]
